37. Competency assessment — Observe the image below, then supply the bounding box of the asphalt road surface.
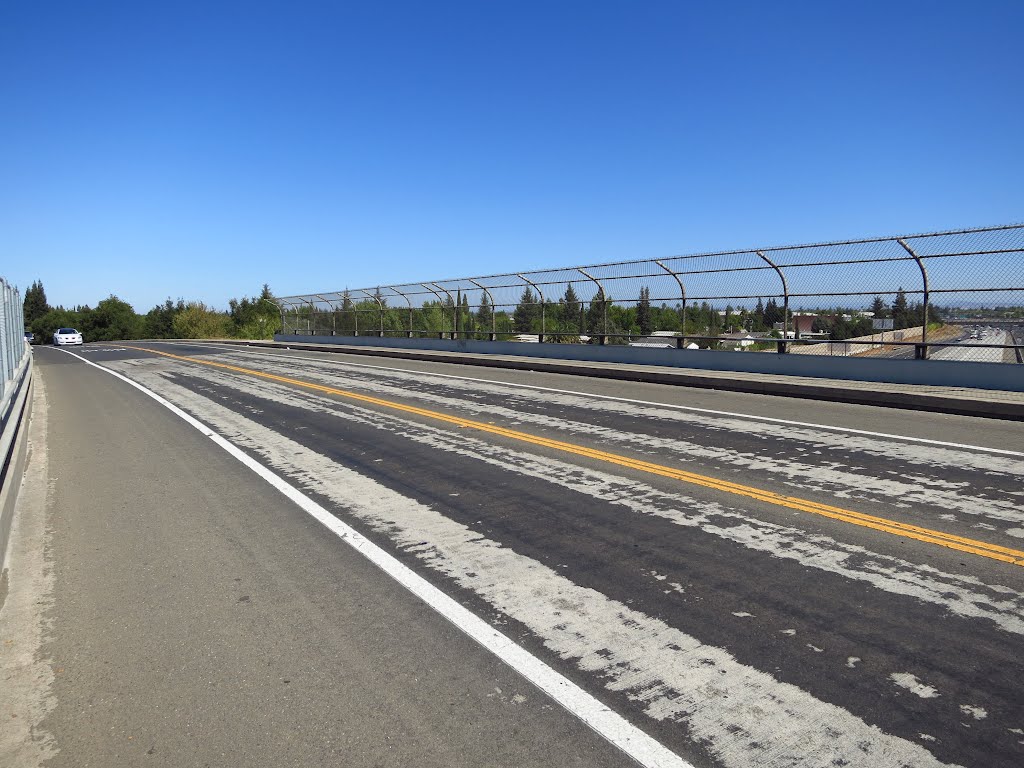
[4,341,1023,768]
[928,327,1017,364]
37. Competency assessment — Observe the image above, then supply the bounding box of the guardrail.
[1,276,32,573]
[1,277,28,402]
[277,223,1023,362]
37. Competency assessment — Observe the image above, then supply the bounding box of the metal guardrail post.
[516,273,546,342]
[0,279,9,395]
[275,299,293,334]
[0,280,9,391]
[577,268,607,343]
[388,287,415,337]
[655,260,687,347]
[756,251,790,352]
[897,238,931,359]
[467,279,496,341]
[312,295,338,336]
[357,290,385,337]
[424,284,450,338]
[300,298,316,335]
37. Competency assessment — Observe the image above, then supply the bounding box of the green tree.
[339,291,355,334]
[752,297,766,330]
[586,288,609,336]
[90,296,142,341]
[513,287,539,333]
[227,284,281,338]
[173,302,229,339]
[476,292,494,333]
[459,292,474,335]
[870,295,888,319]
[23,280,50,329]
[636,287,653,336]
[560,284,581,331]
[763,298,783,328]
[144,298,185,338]
[228,284,281,339]
[892,288,910,328]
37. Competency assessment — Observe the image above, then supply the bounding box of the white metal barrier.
[0,277,28,409]
[1,276,31,571]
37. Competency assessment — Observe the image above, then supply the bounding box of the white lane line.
[59,348,693,768]
[113,357,1024,636]
[145,340,1024,458]
[100,355,965,768]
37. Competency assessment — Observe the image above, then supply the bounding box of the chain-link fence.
[278,223,1024,362]
[1,277,29,404]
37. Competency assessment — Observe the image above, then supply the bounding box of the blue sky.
[1,1,1021,311]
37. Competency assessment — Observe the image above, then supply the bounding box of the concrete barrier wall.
[275,334,1024,392]
[789,326,927,356]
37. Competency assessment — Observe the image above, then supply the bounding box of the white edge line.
[154,340,1024,458]
[59,348,692,768]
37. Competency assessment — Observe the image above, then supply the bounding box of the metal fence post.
[430,283,457,339]
[312,295,335,336]
[516,273,545,342]
[467,279,496,341]
[358,289,385,337]
[577,268,607,342]
[0,280,10,395]
[897,238,931,359]
[655,260,687,346]
[423,284,449,338]
[389,287,414,337]
[756,251,789,353]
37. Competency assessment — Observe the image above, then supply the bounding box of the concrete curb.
[204,340,1024,421]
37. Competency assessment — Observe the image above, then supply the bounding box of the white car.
[53,328,84,345]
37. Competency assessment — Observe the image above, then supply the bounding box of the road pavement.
[929,327,1016,364]
[3,341,1023,768]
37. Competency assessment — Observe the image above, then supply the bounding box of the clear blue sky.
[2,0,1021,311]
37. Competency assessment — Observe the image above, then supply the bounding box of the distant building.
[628,336,677,348]
[793,315,815,336]
[719,331,756,348]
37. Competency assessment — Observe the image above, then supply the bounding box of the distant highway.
[11,342,1024,768]
[869,324,1021,362]
[929,326,1017,363]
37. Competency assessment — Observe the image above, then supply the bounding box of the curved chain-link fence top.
[277,223,1024,347]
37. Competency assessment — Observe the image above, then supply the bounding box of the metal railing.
[277,223,1024,361]
[1,277,32,575]
[1,277,29,406]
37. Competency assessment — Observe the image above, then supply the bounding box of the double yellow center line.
[125,345,1024,567]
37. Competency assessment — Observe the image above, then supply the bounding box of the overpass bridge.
[2,338,1023,768]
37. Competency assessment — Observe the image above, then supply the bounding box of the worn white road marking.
[60,349,692,768]
[75,350,964,768]
[959,705,987,720]
[167,344,1024,534]
[128,357,1024,635]
[156,340,1024,457]
[891,673,940,699]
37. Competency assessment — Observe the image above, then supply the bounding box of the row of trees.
[812,290,941,340]
[20,278,943,346]
[22,281,282,344]
[290,284,798,340]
